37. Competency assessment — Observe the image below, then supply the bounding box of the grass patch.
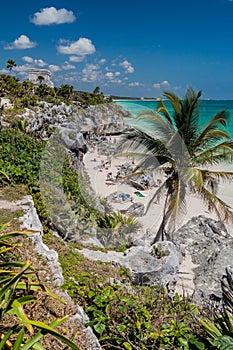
[0,208,23,227]
[0,184,28,200]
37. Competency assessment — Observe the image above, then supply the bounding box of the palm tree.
[121,87,233,243]
[93,86,100,95]
[6,59,17,72]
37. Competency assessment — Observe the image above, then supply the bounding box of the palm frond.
[157,99,173,124]
[144,180,167,215]
[200,185,233,222]
[193,141,233,165]
[163,91,181,117]
[193,110,230,151]
[135,110,175,143]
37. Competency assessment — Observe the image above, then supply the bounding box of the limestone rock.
[173,215,233,304]
[81,241,182,292]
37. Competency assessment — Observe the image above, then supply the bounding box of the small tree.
[93,86,100,95]
[6,59,17,72]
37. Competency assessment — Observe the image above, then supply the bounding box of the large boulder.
[80,241,182,292]
[173,215,233,304]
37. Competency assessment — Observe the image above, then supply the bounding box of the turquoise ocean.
[115,99,233,137]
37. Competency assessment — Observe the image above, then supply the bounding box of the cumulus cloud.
[99,58,106,64]
[119,60,134,73]
[82,64,100,82]
[105,71,122,83]
[22,56,34,63]
[69,55,84,62]
[128,82,144,87]
[22,56,46,67]
[153,80,170,89]
[61,62,76,70]
[48,64,61,72]
[57,38,96,56]
[105,72,114,78]
[31,7,76,25]
[109,79,122,84]
[35,59,47,67]
[5,35,37,50]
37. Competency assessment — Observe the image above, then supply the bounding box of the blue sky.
[0,0,233,99]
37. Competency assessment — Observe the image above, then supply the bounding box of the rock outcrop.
[173,215,233,304]
[80,241,182,292]
[80,215,233,305]
[25,102,130,140]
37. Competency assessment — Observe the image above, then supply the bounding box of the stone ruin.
[28,68,54,88]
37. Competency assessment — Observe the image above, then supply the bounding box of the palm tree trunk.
[151,190,170,245]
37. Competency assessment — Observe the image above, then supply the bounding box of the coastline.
[84,138,233,236]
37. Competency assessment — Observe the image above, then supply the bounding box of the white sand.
[83,144,233,295]
[84,147,233,234]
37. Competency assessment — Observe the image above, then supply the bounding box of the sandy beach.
[83,139,233,295]
[84,142,233,236]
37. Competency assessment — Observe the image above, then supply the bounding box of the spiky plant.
[0,223,80,349]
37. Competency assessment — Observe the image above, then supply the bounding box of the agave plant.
[201,266,233,349]
[0,223,80,349]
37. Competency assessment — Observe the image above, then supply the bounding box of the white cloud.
[128,82,144,87]
[5,35,37,50]
[61,62,76,70]
[34,59,47,67]
[99,58,106,64]
[22,56,34,63]
[22,56,46,67]
[119,60,134,73]
[105,72,114,78]
[57,38,96,56]
[105,71,122,83]
[108,79,122,84]
[82,63,100,82]
[49,64,61,72]
[153,80,170,89]
[31,7,76,25]
[69,55,84,62]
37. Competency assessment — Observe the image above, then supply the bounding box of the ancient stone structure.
[28,68,54,88]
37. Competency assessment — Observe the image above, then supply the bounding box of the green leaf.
[31,343,46,350]
[214,335,233,349]
[189,337,205,350]
[20,317,67,350]
[0,261,32,301]
[94,322,106,335]
[88,290,95,298]
[116,324,127,332]
[22,318,80,350]
[12,299,34,335]
[0,329,13,350]
[13,328,25,350]
[123,342,132,350]
[178,337,188,348]
[136,320,141,330]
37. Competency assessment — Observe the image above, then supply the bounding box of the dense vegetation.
[0,74,233,349]
[0,74,111,108]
